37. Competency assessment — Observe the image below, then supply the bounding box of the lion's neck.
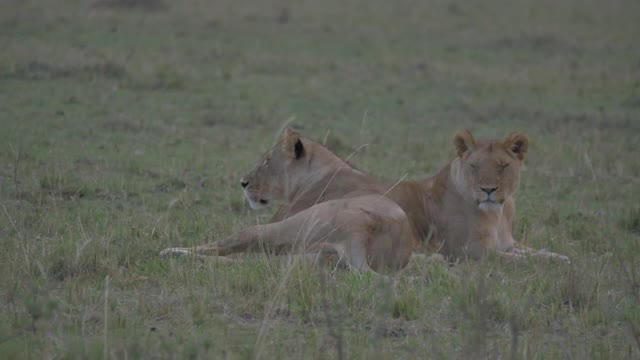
[285,148,369,205]
[448,159,468,199]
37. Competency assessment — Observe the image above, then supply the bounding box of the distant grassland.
[1,0,639,358]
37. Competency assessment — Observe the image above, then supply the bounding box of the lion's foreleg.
[527,245,570,262]
[511,242,536,256]
[503,242,570,262]
[494,249,527,261]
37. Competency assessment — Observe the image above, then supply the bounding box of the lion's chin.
[244,193,270,210]
[477,201,503,212]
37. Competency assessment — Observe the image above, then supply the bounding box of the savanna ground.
[1,0,640,358]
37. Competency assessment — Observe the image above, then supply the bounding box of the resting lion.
[160,129,416,273]
[388,129,568,261]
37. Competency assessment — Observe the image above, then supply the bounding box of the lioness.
[160,129,416,273]
[387,129,568,261]
[234,128,568,261]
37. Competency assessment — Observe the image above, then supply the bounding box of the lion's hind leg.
[159,247,236,263]
[365,203,415,273]
[160,222,283,260]
[283,244,354,273]
[340,213,413,274]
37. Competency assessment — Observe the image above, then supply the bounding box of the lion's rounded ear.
[504,132,529,161]
[453,129,475,157]
[281,128,305,159]
[280,127,299,141]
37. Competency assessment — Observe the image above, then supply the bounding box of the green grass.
[1,0,640,358]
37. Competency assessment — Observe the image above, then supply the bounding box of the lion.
[160,128,417,273]
[386,129,569,261]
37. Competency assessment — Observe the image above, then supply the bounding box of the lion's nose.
[480,186,498,195]
[240,179,249,188]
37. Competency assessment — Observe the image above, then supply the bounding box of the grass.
[1,0,639,358]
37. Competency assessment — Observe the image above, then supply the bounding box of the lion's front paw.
[536,249,570,263]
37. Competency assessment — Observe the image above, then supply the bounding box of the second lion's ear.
[281,128,304,159]
[503,132,529,161]
[294,138,304,159]
[453,129,476,158]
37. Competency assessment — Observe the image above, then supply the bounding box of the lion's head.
[452,129,529,212]
[239,128,308,209]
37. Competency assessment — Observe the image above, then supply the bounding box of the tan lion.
[387,129,568,261]
[160,129,417,273]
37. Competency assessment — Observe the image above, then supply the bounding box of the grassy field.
[1,0,640,358]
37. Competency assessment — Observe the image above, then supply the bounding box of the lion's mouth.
[476,199,504,211]
[243,190,271,209]
[477,199,499,205]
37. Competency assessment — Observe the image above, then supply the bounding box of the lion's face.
[453,130,529,211]
[239,128,306,209]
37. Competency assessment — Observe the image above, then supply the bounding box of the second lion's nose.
[480,186,498,195]
[240,180,249,188]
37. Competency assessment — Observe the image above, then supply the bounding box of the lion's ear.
[453,129,475,157]
[503,132,529,161]
[281,128,305,159]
